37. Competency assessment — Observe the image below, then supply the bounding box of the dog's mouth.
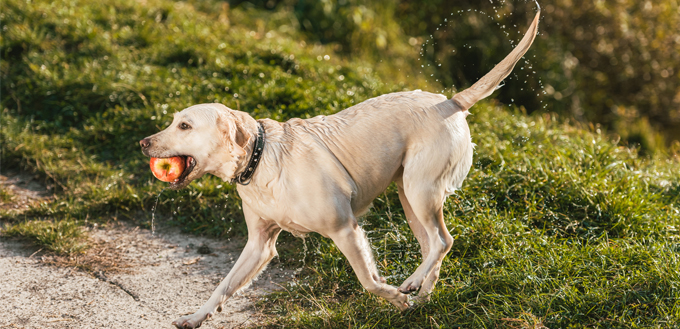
[170,155,197,189]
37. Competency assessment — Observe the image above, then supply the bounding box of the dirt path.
[0,170,52,210]
[0,224,293,328]
[0,172,293,328]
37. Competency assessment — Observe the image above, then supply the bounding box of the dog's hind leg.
[396,179,445,302]
[172,204,281,329]
[395,176,431,265]
[396,182,453,297]
[329,219,411,311]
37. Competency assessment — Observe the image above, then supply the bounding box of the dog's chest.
[238,187,317,235]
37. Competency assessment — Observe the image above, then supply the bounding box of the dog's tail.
[452,3,541,111]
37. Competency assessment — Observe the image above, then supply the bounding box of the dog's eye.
[179,123,191,130]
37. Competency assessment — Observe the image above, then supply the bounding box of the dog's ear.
[218,110,252,158]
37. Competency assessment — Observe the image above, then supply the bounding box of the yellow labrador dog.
[140,8,539,328]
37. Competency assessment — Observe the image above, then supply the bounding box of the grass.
[1,0,679,327]
[3,219,87,254]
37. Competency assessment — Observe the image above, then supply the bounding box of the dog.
[140,7,539,328]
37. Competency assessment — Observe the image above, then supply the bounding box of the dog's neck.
[231,113,262,182]
[233,122,265,185]
[208,110,262,183]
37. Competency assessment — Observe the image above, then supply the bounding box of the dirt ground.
[0,172,293,329]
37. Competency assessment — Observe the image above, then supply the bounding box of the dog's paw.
[397,285,418,294]
[412,293,431,304]
[172,312,214,329]
[398,276,423,294]
[390,292,412,312]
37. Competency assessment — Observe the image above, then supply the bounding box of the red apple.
[150,157,186,182]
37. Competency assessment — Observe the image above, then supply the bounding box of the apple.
[150,157,186,182]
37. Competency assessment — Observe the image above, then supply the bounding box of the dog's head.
[139,103,254,189]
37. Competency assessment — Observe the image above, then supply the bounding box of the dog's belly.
[275,219,315,238]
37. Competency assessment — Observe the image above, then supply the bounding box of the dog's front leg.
[173,207,281,329]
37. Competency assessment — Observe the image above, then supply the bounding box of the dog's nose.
[139,138,151,148]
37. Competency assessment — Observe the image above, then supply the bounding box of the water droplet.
[151,188,168,235]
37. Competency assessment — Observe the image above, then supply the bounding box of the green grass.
[3,219,87,254]
[1,0,680,327]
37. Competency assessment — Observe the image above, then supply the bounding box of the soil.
[0,171,293,328]
[0,170,52,210]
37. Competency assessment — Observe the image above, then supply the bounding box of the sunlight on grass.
[1,0,679,327]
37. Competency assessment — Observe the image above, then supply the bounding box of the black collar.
[234,122,265,185]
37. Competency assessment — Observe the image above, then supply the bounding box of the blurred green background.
[5,0,680,152]
[273,0,680,152]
